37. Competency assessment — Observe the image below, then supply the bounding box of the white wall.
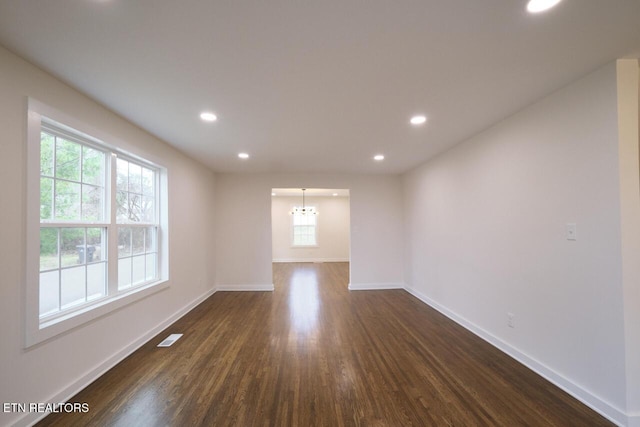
[272,195,350,262]
[403,62,631,424]
[0,46,217,427]
[215,173,403,289]
[616,59,640,427]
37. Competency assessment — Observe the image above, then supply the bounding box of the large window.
[292,207,317,246]
[26,99,168,346]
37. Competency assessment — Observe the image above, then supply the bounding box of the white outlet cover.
[566,223,577,240]
[507,313,515,328]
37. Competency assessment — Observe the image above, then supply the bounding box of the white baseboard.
[272,258,349,263]
[403,285,628,427]
[216,283,274,291]
[17,286,218,427]
[628,413,640,427]
[348,282,404,291]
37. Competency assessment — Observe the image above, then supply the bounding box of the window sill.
[26,279,169,348]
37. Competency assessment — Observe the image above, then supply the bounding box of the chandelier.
[290,188,317,215]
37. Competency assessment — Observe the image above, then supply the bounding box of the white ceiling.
[1,0,639,174]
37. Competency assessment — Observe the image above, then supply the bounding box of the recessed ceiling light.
[526,0,562,13]
[374,154,385,161]
[272,192,276,196]
[200,112,217,122]
[332,193,338,196]
[410,115,427,125]
[238,152,249,159]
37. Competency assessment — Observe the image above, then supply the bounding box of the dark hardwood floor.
[38,262,613,426]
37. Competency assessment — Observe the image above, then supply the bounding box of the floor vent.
[157,333,183,347]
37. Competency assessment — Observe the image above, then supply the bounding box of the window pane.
[60,228,85,267]
[117,158,128,192]
[41,133,55,177]
[40,177,53,220]
[142,168,154,196]
[145,226,157,252]
[82,184,103,221]
[61,266,86,309]
[145,253,157,281]
[294,224,316,246]
[142,196,155,223]
[129,163,142,194]
[40,228,59,271]
[128,193,142,222]
[118,227,131,257]
[86,227,104,262]
[298,225,311,235]
[132,228,145,255]
[87,262,106,300]
[132,255,145,285]
[82,146,104,186]
[119,192,146,223]
[116,191,128,222]
[54,180,81,221]
[293,211,316,226]
[39,270,59,316]
[118,258,132,289]
[55,138,81,181]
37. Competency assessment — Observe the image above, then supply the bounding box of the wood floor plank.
[37,262,613,426]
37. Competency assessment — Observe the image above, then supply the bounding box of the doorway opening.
[271,188,351,288]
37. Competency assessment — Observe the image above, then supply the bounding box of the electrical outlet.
[507,312,515,328]
[566,223,577,241]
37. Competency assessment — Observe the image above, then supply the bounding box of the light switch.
[566,223,577,241]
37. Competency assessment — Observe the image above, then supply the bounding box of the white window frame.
[291,205,318,247]
[25,99,169,348]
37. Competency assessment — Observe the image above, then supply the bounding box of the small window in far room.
[292,207,317,246]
